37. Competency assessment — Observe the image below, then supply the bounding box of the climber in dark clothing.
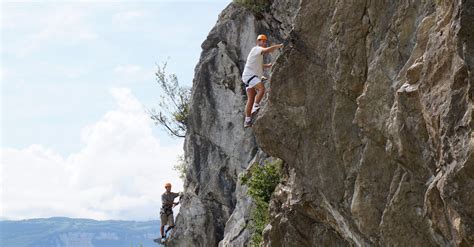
[158,182,182,242]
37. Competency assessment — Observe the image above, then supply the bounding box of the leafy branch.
[150,62,191,138]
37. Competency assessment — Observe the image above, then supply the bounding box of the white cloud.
[0,67,6,81]
[3,0,228,2]
[25,11,96,54]
[2,4,98,57]
[113,10,146,24]
[112,65,156,85]
[1,88,184,220]
[113,64,143,76]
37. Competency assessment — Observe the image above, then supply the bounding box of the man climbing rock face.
[242,34,283,128]
[157,182,182,243]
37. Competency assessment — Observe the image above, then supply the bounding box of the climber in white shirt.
[242,34,283,128]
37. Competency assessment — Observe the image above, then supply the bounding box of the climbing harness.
[244,75,258,87]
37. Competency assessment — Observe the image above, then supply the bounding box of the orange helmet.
[257,34,267,41]
[165,182,172,188]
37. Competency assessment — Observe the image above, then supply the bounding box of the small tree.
[150,62,191,138]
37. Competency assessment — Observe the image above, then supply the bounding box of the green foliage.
[241,159,282,246]
[248,200,268,246]
[241,159,282,203]
[233,0,270,15]
[173,155,188,181]
[150,62,191,138]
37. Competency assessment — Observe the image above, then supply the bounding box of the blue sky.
[1,0,231,220]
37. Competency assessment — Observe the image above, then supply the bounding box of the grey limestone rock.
[167,0,473,246]
[254,0,474,246]
[166,2,299,246]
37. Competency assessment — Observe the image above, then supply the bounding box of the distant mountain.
[0,217,163,247]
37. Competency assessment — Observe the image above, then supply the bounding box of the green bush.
[233,0,270,15]
[241,159,282,246]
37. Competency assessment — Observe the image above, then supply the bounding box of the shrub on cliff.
[241,158,282,246]
[233,0,270,15]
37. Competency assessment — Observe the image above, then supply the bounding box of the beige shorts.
[160,212,174,227]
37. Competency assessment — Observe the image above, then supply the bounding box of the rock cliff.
[168,0,473,246]
[167,2,299,246]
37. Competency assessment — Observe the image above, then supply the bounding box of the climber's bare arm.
[261,44,283,54]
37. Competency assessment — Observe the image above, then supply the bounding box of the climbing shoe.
[244,118,252,128]
[251,104,260,114]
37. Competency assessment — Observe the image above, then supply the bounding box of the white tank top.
[242,46,264,78]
